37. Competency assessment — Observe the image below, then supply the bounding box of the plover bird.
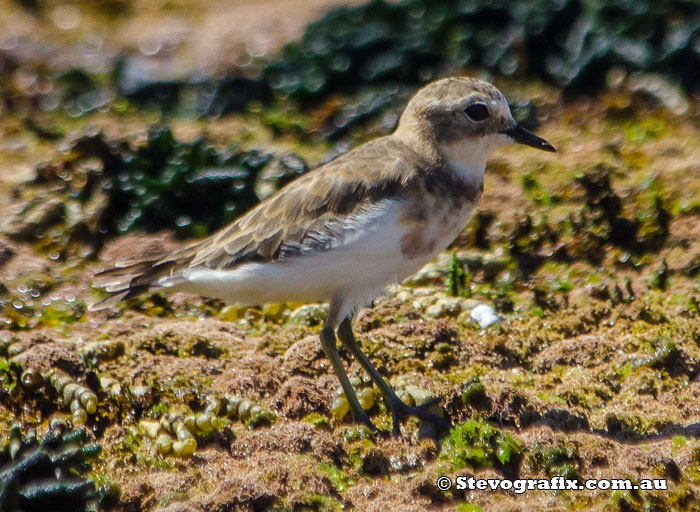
[92,76,555,434]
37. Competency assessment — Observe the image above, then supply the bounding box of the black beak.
[501,124,556,152]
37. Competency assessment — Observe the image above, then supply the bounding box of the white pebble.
[470,304,501,329]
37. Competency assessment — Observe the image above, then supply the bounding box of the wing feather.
[90,137,429,309]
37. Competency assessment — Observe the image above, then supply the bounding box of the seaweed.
[530,444,581,481]
[507,213,561,277]
[0,290,86,332]
[0,423,116,512]
[441,419,523,477]
[447,253,469,298]
[264,0,700,104]
[3,127,308,248]
[503,166,672,278]
[75,127,305,238]
[115,57,271,117]
[575,167,670,255]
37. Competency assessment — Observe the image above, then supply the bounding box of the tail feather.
[89,291,131,312]
[90,257,190,311]
[93,262,155,288]
[89,287,151,311]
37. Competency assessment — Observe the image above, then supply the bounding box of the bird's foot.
[388,396,452,436]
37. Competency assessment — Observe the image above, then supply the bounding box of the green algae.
[441,420,523,474]
[302,413,331,430]
[317,462,354,493]
[530,444,581,481]
[305,493,345,512]
[1,291,86,332]
[447,253,471,298]
[457,504,483,512]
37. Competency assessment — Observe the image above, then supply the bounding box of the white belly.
[172,198,476,318]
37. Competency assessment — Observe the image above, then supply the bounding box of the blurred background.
[2,0,697,121]
[3,2,700,511]
[1,0,697,244]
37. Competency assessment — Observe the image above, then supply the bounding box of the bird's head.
[396,77,555,171]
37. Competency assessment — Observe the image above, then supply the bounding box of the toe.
[387,396,452,435]
[414,396,442,410]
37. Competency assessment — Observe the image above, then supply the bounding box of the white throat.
[440,133,510,186]
[440,137,488,187]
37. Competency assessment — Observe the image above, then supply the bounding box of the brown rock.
[281,335,324,374]
[271,375,328,418]
[198,476,275,512]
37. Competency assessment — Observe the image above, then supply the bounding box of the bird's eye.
[464,103,489,122]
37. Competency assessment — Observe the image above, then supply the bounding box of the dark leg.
[337,317,451,435]
[320,315,376,431]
